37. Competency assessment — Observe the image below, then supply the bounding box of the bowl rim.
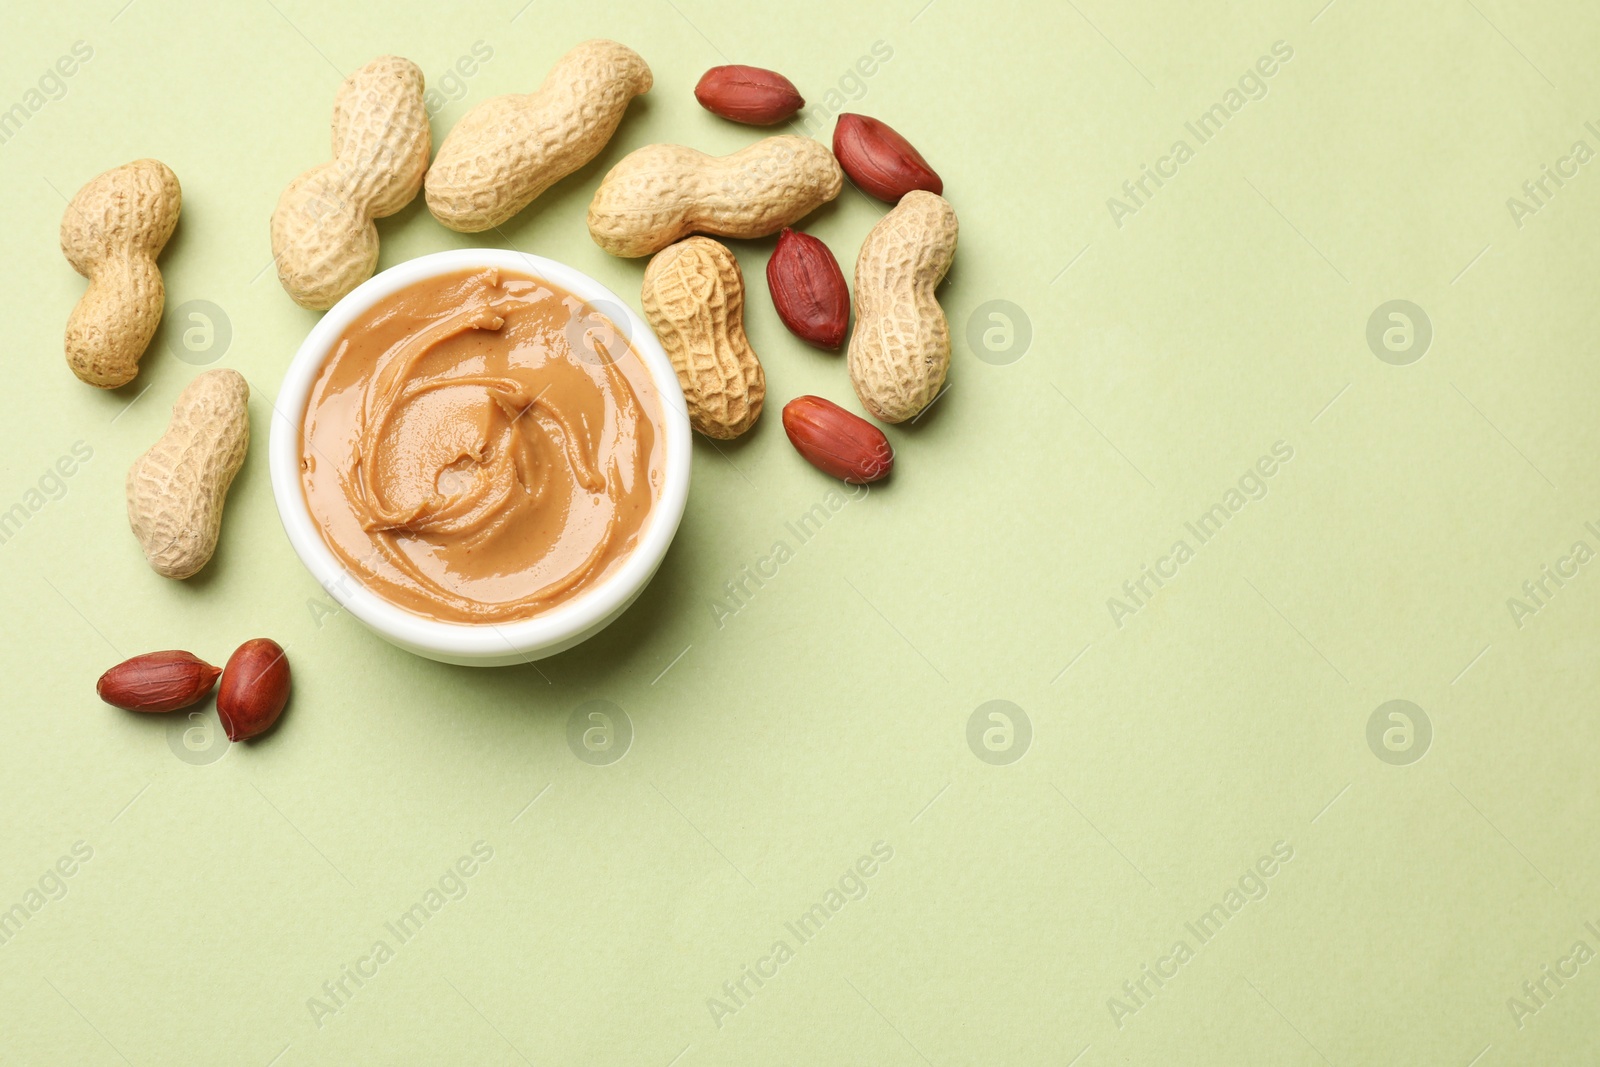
[267,247,691,661]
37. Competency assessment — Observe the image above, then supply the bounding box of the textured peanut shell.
[426,40,652,233]
[848,191,959,423]
[588,137,843,258]
[641,238,765,439]
[61,159,181,388]
[127,369,250,579]
[271,56,431,309]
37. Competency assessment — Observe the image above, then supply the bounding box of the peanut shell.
[426,40,652,232]
[847,191,959,423]
[61,159,181,388]
[588,136,842,258]
[126,369,250,579]
[271,56,431,310]
[641,237,765,439]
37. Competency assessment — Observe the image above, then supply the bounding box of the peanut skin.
[848,191,959,423]
[61,159,181,388]
[588,136,843,258]
[641,237,765,439]
[126,369,250,579]
[271,56,431,310]
[426,40,652,233]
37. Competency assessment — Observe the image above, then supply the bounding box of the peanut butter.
[299,267,664,624]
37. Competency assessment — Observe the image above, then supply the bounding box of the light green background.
[3,0,1598,1063]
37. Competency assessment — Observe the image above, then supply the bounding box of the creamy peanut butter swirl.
[300,268,664,625]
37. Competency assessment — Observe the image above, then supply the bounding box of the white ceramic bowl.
[268,249,691,667]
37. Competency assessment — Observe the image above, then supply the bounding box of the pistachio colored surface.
[3,2,1599,1064]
